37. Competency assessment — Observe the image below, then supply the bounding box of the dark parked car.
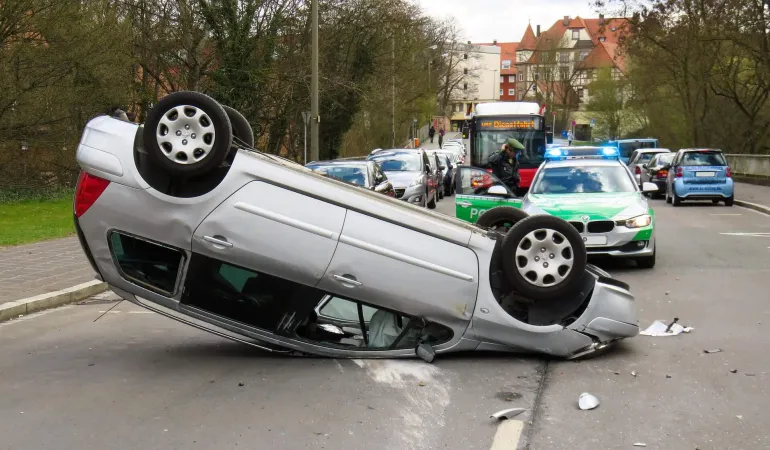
[639,152,675,198]
[305,158,395,197]
[436,151,457,196]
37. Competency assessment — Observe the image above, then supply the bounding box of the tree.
[585,68,626,139]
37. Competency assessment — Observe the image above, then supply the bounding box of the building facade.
[448,44,501,128]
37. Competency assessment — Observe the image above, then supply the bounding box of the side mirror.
[642,182,659,193]
[487,185,508,196]
[642,163,648,168]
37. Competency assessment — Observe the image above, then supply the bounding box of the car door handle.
[458,201,472,207]
[203,235,233,248]
[332,274,362,287]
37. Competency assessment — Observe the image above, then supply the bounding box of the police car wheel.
[501,215,587,301]
[476,206,529,233]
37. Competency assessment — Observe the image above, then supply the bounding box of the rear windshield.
[655,153,675,165]
[681,151,727,166]
[638,152,666,163]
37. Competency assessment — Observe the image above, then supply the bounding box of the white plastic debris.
[640,320,693,336]
[578,393,600,410]
[633,444,647,447]
[490,408,526,420]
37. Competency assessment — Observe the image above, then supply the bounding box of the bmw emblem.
[581,215,590,223]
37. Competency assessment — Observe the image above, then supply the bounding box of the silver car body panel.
[74,116,639,359]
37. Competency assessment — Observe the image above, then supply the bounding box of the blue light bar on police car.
[544,146,619,160]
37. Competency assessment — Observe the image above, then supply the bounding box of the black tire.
[672,191,682,206]
[144,91,233,178]
[476,206,529,233]
[636,246,656,269]
[501,215,587,301]
[222,105,254,148]
[725,195,734,206]
[427,190,437,209]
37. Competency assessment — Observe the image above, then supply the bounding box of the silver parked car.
[73,91,639,360]
[368,149,437,209]
[627,148,671,185]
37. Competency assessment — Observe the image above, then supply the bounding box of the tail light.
[657,169,668,178]
[675,167,683,178]
[634,166,641,175]
[75,171,110,218]
[485,168,493,173]
[726,167,732,177]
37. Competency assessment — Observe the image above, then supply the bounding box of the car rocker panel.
[522,193,654,257]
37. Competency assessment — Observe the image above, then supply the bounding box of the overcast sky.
[412,0,599,43]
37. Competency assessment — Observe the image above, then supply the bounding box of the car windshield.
[473,129,546,168]
[655,153,675,165]
[530,165,637,194]
[369,152,422,171]
[681,151,727,166]
[306,164,367,185]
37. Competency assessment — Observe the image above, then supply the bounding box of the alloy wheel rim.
[514,228,574,287]
[156,105,215,165]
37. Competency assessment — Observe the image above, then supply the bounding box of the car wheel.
[427,190,437,209]
[501,215,587,302]
[476,206,529,233]
[222,105,254,148]
[725,195,734,206]
[672,191,682,206]
[636,246,656,269]
[143,91,233,178]
[665,189,672,203]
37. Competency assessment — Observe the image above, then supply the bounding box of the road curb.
[735,199,770,215]
[0,280,108,322]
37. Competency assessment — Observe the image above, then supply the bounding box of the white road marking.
[710,213,742,216]
[489,420,524,450]
[0,306,73,328]
[720,232,770,237]
[97,311,154,314]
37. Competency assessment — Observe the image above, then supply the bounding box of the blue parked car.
[665,148,734,206]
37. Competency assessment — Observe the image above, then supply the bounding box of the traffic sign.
[590,118,596,128]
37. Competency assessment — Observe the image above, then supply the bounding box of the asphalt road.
[2,194,769,450]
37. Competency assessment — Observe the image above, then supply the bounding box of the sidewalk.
[735,182,770,214]
[0,236,96,305]
[420,132,462,150]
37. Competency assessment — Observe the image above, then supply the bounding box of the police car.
[454,146,659,268]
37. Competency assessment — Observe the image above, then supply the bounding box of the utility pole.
[310,0,320,161]
[391,36,395,148]
[302,111,310,164]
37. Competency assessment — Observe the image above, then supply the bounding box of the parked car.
[426,151,445,201]
[640,152,675,198]
[605,138,660,164]
[305,158,395,197]
[73,91,638,360]
[665,148,734,206]
[627,148,671,185]
[367,148,436,209]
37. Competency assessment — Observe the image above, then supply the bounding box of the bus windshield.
[473,129,546,168]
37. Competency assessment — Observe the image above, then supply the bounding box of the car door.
[192,180,346,287]
[454,167,522,224]
[316,209,479,334]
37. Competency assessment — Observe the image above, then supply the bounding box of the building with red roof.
[514,14,628,108]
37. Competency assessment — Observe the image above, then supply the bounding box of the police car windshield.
[369,152,422,171]
[530,165,637,194]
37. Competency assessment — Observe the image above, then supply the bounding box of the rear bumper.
[674,179,734,198]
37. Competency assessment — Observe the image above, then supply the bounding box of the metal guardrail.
[725,154,770,178]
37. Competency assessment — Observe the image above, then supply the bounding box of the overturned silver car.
[73,91,638,360]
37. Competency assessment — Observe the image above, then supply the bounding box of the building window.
[500,89,503,96]
[463,68,468,75]
[599,37,606,42]
[508,89,515,96]
[518,74,524,81]
[501,60,512,69]
[463,53,468,60]
[559,52,570,62]
[611,26,617,32]
[500,76,504,83]
[509,75,515,83]
[463,82,468,91]
[579,51,589,61]
[578,88,584,99]
[572,30,580,40]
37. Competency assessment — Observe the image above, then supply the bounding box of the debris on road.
[496,391,522,402]
[736,415,743,420]
[730,369,738,374]
[578,393,600,410]
[238,382,244,387]
[703,349,723,354]
[418,381,425,387]
[633,443,647,447]
[640,319,694,337]
[631,371,637,377]
[666,374,672,378]
[490,408,526,420]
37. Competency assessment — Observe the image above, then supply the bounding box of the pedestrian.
[438,126,445,148]
[488,138,525,193]
[568,130,574,146]
[429,125,435,143]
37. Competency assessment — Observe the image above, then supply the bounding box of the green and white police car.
[455,146,659,268]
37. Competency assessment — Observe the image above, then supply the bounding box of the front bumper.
[570,221,655,258]
[585,238,655,258]
[395,184,426,204]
